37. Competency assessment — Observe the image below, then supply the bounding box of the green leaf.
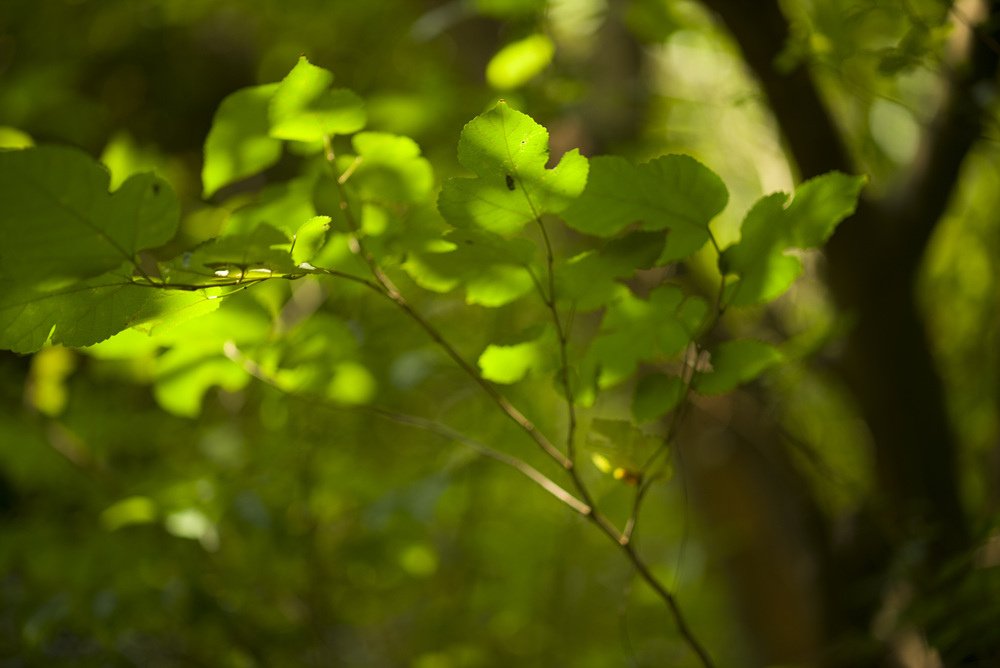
[438,102,587,235]
[0,126,33,149]
[694,339,783,395]
[268,57,366,142]
[486,34,555,90]
[0,146,178,287]
[228,171,320,236]
[101,132,165,191]
[722,193,800,307]
[584,285,707,390]
[202,83,282,198]
[723,172,865,306]
[0,271,221,353]
[164,224,298,287]
[327,361,376,405]
[292,216,331,264]
[402,229,537,307]
[347,132,434,204]
[562,154,728,261]
[154,346,250,417]
[556,231,666,311]
[785,172,867,247]
[478,328,551,383]
[149,296,284,416]
[632,373,686,423]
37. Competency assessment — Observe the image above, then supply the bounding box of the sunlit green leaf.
[478,328,551,383]
[154,346,250,417]
[438,101,587,235]
[327,361,377,405]
[347,132,434,204]
[101,496,158,531]
[25,346,77,417]
[202,83,282,197]
[292,215,331,264]
[0,126,33,149]
[486,34,555,90]
[269,57,366,142]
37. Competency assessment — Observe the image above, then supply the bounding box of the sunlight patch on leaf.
[154,347,250,417]
[478,330,550,384]
[327,361,377,404]
[486,34,555,89]
[101,496,158,531]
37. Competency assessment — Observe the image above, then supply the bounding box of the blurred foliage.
[1,0,999,666]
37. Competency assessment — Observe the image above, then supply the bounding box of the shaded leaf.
[0,146,178,287]
[694,339,783,395]
[583,285,707,390]
[723,172,865,306]
[562,154,728,261]
[556,230,666,311]
[0,271,220,353]
[632,373,686,423]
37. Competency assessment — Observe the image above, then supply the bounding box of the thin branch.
[534,216,579,460]
[225,341,590,514]
[320,139,572,470]
[319,130,714,667]
[365,408,591,515]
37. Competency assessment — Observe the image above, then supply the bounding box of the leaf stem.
[320,131,713,667]
[320,138,572,470]
[534,216,578,462]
